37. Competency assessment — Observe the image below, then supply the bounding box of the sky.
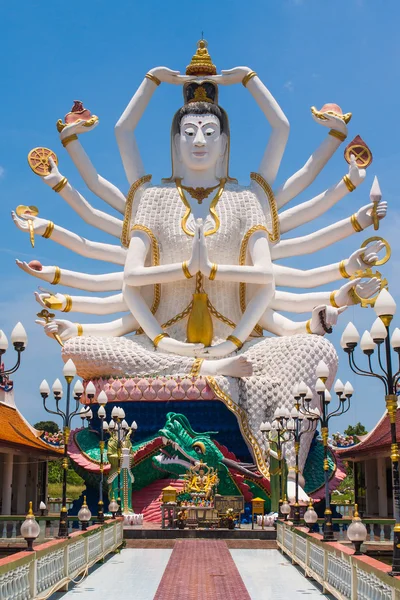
[1,0,400,435]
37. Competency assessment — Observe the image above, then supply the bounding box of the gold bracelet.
[330,291,340,308]
[339,260,351,279]
[153,332,170,347]
[343,174,356,193]
[52,177,68,193]
[61,134,78,148]
[51,266,61,285]
[350,213,363,233]
[242,71,257,87]
[75,323,83,336]
[227,335,243,349]
[306,320,313,334]
[62,295,72,313]
[329,129,347,142]
[182,261,193,279]
[42,221,55,239]
[145,73,161,86]
[209,263,217,281]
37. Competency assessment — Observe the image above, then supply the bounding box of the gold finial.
[353,503,360,520]
[186,39,217,76]
[27,501,34,517]
[82,496,88,506]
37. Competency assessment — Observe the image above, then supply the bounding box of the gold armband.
[42,221,55,239]
[330,291,340,308]
[242,71,257,87]
[329,129,347,142]
[52,177,68,193]
[306,320,313,334]
[61,134,78,148]
[76,323,83,337]
[62,294,72,313]
[227,335,243,349]
[153,332,170,347]
[145,73,161,86]
[343,174,356,193]
[339,260,351,279]
[350,213,363,233]
[182,261,193,279]
[51,266,61,285]
[209,263,217,281]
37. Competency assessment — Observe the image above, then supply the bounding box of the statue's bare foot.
[200,355,253,377]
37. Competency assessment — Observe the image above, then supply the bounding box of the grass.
[48,483,86,501]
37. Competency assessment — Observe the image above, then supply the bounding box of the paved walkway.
[53,545,331,600]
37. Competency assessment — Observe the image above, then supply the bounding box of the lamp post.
[347,504,367,555]
[20,501,40,551]
[341,288,400,574]
[0,323,28,384]
[304,500,318,532]
[260,417,289,516]
[39,359,86,537]
[96,390,108,523]
[78,496,92,531]
[297,363,353,542]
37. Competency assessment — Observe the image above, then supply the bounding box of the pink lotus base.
[82,376,217,404]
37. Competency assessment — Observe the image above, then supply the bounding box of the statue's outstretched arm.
[115,68,190,185]
[16,261,123,292]
[273,241,384,288]
[272,200,387,260]
[59,121,127,214]
[272,277,380,313]
[35,290,127,315]
[42,158,123,238]
[258,305,346,336]
[275,112,349,209]
[36,313,139,342]
[12,213,126,265]
[279,157,365,234]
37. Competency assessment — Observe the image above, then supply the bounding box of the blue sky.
[1,0,400,434]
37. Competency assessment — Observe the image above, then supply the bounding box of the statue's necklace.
[180,183,220,204]
[175,178,227,238]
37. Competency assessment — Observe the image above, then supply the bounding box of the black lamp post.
[341,288,400,575]
[297,362,353,542]
[260,417,289,517]
[39,359,88,537]
[0,323,27,383]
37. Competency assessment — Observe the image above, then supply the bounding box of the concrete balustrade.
[277,521,399,600]
[0,518,123,600]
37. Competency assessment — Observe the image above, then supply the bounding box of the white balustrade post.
[305,536,310,577]
[323,547,328,594]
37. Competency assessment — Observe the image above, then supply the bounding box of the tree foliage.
[344,422,368,438]
[33,420,60,434]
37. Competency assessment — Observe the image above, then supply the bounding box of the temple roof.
[0,403,62,456]
[338,409,399,460]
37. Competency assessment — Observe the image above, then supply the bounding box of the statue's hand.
[197,341,236,358]
[42,157,64,189]
[311,107,348,135]
[148,67,190,85]
[188,219,201,274]
[347,154,366,188]
[336,277,381,306]
[197,220,212,276]
[34,288,68,311]
[59,117,99,140]
[157,336,204,357]
[16,260,57,283]
[11,211,48,236]
[345,241,384,275]
[35,317,77,341]
[310,305,347,335]
[356,200,388,230]
[214,67,252,86]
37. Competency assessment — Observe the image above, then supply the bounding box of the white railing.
[0,518,123,600]
[277,521,400,600]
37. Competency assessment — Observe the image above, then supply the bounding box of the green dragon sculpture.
[68,412,271,517]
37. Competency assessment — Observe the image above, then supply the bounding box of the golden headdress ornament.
[186,39,217,76]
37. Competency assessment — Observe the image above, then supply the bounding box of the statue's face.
[178,114,224,172]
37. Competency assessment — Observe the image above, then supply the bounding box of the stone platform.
[123,523,276,540]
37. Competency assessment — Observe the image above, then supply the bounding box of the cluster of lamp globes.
[341,288,399,351]
[0,323,28,352]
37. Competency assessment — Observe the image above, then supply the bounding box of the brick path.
[154,539,251,600]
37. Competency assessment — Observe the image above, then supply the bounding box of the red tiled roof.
[0,403,62,456]
[338,409,400,459]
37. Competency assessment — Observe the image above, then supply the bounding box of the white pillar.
[377,456,388,517]
[16,456,28,515]
[2,454,13,515]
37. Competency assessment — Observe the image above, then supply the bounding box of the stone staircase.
[132,478,185,523]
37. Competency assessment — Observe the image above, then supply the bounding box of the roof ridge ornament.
[186,39,217,76]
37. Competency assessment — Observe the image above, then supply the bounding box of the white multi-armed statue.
[13,41,388,495]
